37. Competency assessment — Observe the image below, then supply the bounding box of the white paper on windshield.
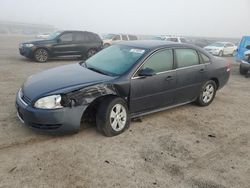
[130,49,145,54]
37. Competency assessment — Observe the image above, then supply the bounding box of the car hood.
[22,63,114,101]
[22,39,55,45]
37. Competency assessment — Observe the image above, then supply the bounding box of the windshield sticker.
[130,49,145,54]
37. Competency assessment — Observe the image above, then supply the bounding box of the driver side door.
[130,49,177,113]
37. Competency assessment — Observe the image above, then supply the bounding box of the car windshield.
[103,34,115,40]
[47,31,62,40]
[210,42,225,47]
[85,45,147,76]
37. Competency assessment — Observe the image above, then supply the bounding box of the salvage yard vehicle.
[19,30,103,62]
[102,34,138,48]
[239,45,250,75]
[16,40,230,136]
[204,42,237,57]
[236,36,250,62]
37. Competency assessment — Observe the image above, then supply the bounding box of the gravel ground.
[0,35,249,188]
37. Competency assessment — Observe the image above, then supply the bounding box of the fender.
[61,84,119,107]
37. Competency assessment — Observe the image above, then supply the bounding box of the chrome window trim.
[131,47,211,80]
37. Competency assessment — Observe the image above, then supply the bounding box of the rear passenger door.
[175,48,206,103]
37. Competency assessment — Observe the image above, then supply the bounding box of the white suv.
[163,36,187,43]
[102,34,138,48]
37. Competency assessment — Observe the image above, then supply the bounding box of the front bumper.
[15,91,87,134]
[19,47,34,58]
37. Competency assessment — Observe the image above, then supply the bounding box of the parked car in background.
[102,34,138,48]
[163,36,187,43]
[35,33,51,39]
[236,36,250,62]
[204,42,237,56]
[19,30,103,62]
[239,45,250,75]
[16,40,230,136]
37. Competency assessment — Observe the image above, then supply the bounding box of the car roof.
[119,40,197,50]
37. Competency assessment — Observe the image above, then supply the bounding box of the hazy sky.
[0,0,249,37]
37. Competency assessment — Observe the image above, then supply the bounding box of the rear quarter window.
[200,53,210,63]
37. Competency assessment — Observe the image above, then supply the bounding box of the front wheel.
[196,80,217,106]
[34,48,49,62]
[96,97,130,137]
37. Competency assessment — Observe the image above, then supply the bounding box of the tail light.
[226,63,231,72]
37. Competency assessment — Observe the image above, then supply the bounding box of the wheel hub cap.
[110,104,127,131]
[202,84,214,103]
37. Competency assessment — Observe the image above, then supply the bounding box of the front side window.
[175,49,199,68]
[59,33,73,42]
[128,35,137,40]
[142,49,173,73]
[85,45,146,76]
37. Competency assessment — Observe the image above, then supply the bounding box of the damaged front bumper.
[15,91,87,134]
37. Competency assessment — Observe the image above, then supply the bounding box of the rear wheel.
[218,50,223,57]
[196,80,217,106]
[34,48,49,62]
[96,97,130,137]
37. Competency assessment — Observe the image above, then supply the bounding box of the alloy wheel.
[35,49,48,62]
[110,104,127,132]
[202,84,214,103]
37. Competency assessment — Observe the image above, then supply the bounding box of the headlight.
[24,43,34,47]
[34,95,63,109]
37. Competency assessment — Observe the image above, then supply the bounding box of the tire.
[87,49,97,58]
[196,80,217,106]
[34,48,49,62]
[218,50,223,57]
[239,65,248,75]
[103,43,110,48]
[96,97,130,137]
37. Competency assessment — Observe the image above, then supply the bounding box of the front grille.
[21,95,31,104]
[19,89,31,105]
[29,123,62,130]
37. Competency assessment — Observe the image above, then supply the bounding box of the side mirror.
[246,45,250,50]
[138,68,156,77]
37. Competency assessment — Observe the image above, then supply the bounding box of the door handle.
[165,76,174,81]
[199,68,205,73]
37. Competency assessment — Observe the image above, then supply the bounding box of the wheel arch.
[210,77,219,89]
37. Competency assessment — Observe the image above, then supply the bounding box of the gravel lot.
[0,35,249,188]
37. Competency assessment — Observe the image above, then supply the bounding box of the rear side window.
[59,33,73,42]
[142,49,173,73]
[175,49,199,68]
[180,38,187,43]
[113,35,121,41]
[74,32,84,42]
[122,35,128,40]
[128,35,137,40]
